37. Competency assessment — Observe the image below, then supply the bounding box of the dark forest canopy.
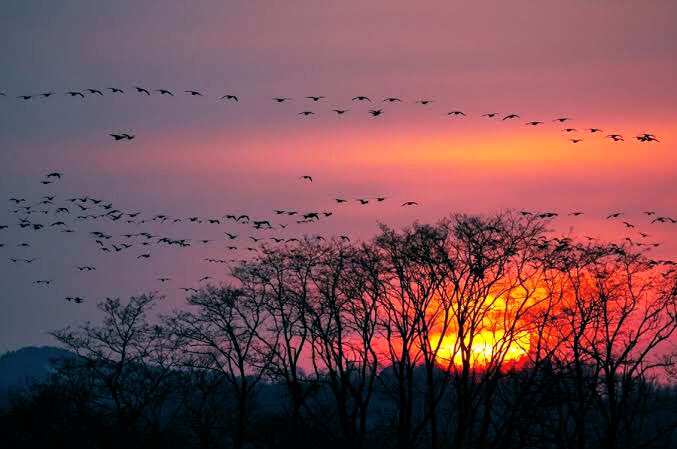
[2,212,676,449]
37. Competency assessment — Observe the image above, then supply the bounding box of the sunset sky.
[1,0,676,352]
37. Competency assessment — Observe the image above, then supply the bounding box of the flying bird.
[185,90,203,96]
[352,96,371,102]
[305,96,325,101]
[66,91,85,98]
[300,175,313,182]
[135,86,151,95]
[87,89,104,96]
[502,114,520,120]
[220,94,238,101]
[155,89,174,96]
[368,109,384,117]
[401,201,419,206]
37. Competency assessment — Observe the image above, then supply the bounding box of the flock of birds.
[1,86,672,305]
[1,87,662,145]
[2,169,676,304]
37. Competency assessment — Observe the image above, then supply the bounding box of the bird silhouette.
[525,121,543,126]
[17,95,32,100]
[383,97,401,103]
[416,100,433,105]
[606,134,624,141]
[273,97,290,102]
[352,96,371,102]
[502,114,520,120]
[66,91,85,98]
[220,94,238,101]
[588,128,603,133]
[108,87,124,94]
[305,96,325,101]
[332,109,349,114]
[482,113,499,118]
[447,111,466,116]
[554,117,571,123]
[401,201,419,206]
[335,198,348,203]
[369,109,384,117]
[298,111,315,116]
[135,86,151,95]
[185,90,203,96]
[87,89,104,96]
[606,213,622,219]
[155,89,174,96]
[300,175,313,182]
[570,139,583,144]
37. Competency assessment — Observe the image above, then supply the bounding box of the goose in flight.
[482,113,499,118]
[46,172,63,178]
[525,121,543,126]
[383,97,401,102]
[300,175,313,182]
[155,89,174,96]
[416,100,433,105]
[587,128,603,133]
[135,86,151,95]
[87,89,104,96]
[606,213,622,219]
[357,199,369,205]
[66,91,85,98]
[305,96,325,101]
[332,109,349,114]
[137,253,151,259]
[562,128,577,133]
[335,198,348,203]
[622,221,635,228]
[369,109,384,116]
[17,95,32,100]
[570,139,583,144]
[185,90,203,96]
[298,111,315,116]
[199,276,212,282]
[157,277,171,283]
[40,92,55,98]
[553,117,570,123]
[635,133,659,142]
[352,96,371,102]
[339,235,350,242]
[33,280,53,286]
[66,297,84,304]
[180,287,198,293]
[273,97,291,102]
[220,94,238,101]
[502,114,520,120]
[108,87,124,93]
[110,133,135,140]
[606,134,624,141]
[225,233,238,239]
[401,201,419,206]
[376,197,387,202]
[568,212,584,216]
[447,111,466,116]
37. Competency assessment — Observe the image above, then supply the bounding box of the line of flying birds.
[0,87,660,144]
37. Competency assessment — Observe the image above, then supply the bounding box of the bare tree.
[51,294,180,446]
[168,285,270,449]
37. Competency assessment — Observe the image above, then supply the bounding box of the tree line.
[2,212,676,449]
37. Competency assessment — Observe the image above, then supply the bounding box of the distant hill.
[0,346,73,407]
